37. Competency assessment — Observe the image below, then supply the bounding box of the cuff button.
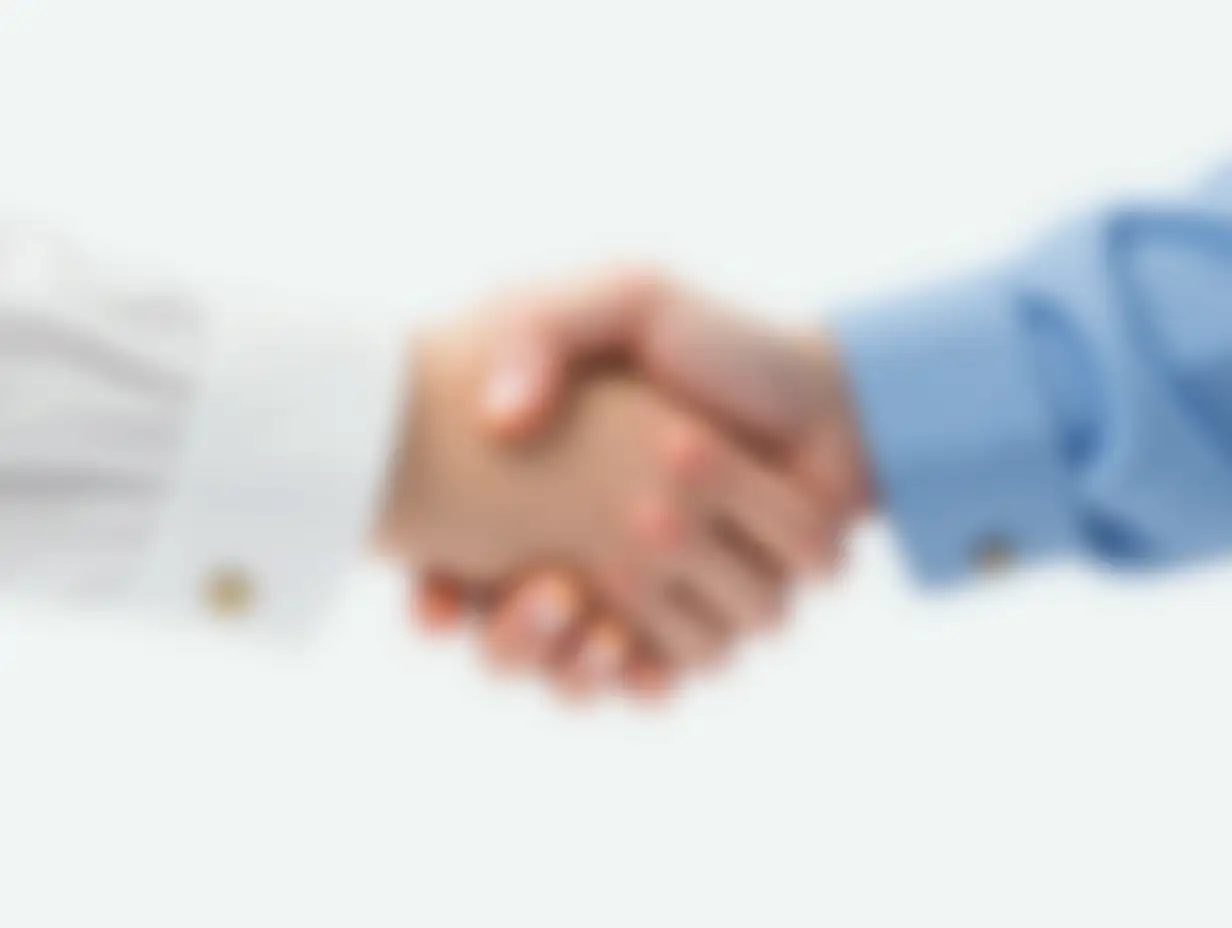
[206,567,256,619]
[974,537,1015,574]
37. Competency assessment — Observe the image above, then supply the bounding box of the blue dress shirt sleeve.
[835,171,1232,585]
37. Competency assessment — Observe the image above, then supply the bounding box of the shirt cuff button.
[206,567,257,619]
[974,537,1015,574]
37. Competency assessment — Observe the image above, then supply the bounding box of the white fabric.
[0,225,407,633]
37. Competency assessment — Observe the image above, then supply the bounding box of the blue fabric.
[836,171,1232,584]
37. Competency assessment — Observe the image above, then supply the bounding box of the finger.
[608,493,725,667]
[675,536,786,634]
[482,570,586,671]
[661,452,790,634]
[790,418,873,525]
[598,560,729,669]
[706,445,833,574]
[411,573,470,634]
[552,618,632,702]
[658,419,824,570]
[482,268,671,439]
[620,486,742,667]
[480,330,562,440]
[621,650,678,702]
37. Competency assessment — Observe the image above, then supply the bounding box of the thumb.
[480,325,566,439]
[479,268,668,440]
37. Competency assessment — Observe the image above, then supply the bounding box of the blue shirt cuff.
[1196,162,1232,212]
[834,276,1079,585]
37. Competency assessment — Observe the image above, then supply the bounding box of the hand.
[380,291,826,682]
[409,269,872,700]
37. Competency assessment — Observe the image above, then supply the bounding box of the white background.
[2,1,1232,925]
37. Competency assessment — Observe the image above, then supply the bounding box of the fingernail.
[581,629,624,678]
[484,367,534,419]
[483,357,540,422]
[524,584,574,639]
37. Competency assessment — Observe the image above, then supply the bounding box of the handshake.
[5,172,1220,697]
[374,269,872,701]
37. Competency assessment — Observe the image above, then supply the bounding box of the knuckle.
[627,495,688,550]
[661,421,717,483]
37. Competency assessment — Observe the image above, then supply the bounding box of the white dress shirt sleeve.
[0,226,409,634]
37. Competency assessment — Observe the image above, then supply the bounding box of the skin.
[378,301,826,686]
[404,270,872,702]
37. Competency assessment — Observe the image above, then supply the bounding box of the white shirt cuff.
[129,290,409,636]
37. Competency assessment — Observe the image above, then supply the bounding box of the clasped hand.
[376,269,870,702]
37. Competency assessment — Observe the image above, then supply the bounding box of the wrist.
[793,332,876,521]
[371,332,432,560]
